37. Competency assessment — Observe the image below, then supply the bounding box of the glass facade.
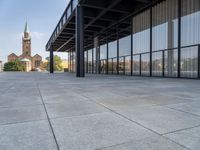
[88,49,93,73]
[119,35,131,75]
[69,51,75,73]
[68,0,200,79]
[100,44,107,74]
[180,0,200,78]
[133,10,150,76]
[108,40,117,74]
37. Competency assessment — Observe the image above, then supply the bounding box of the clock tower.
[22,22,31,56]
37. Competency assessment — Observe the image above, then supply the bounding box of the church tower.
[22,22,31,56]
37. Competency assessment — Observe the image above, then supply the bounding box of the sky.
[0,0,70,63]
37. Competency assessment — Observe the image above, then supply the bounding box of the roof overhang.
[46,0,155,52]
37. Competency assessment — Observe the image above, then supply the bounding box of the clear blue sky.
[0,0,70,63]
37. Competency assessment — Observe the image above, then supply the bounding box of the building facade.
[8,22,42,72]
[46,0,200,79]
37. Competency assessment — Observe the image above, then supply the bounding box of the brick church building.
[8,22,42,72]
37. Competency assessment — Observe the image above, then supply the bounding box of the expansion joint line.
[34,76,60,150]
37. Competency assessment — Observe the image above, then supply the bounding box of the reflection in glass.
[113,58,118,74]
[181,46,198,78]
[119,35,131,57]
[100,44,107,60]
[125,56,131,75]
[88,49,93,73]
[108,58,113,74]
[152,0,178,51]
[108,41,117,58]
[152,51,163,76]
[84,51,87,73]
[141,53,150,76]
[133,10,150,54]
[133,55,140,75]
[181,0,200,46]
[119,57,125,75]
[164,49,178,77]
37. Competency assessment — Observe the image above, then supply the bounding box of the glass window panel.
[133,55,140,75]
[108,58,113,74]
[100,60,107,74]
[152,51,163,76]
[133,9,150,54]
[108,40,117,58]
[119,35,131,57]
[113,58,118,74]
[84,51,87,73]
[181,46,198,78]
[164,49,178,77]
[93,47,96,73]
[100,44,107,60]
[141,53,150,76]
[181,0,200,46]
[125,56,131,75]
[88,49,93,73]
[119,57,125,75]
[152,0,178,51]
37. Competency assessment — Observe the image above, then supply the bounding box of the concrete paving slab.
[0,105,47,125]
[0,94,42,107]
[99,135,187,150]
[94,94,192,111]
[51,112,155,150]
[1,72,200,150]
[46,100,109,118]
[117,106,200,134]
[165,126,200,150]
[0,120,57,150]
[167,101,200,116]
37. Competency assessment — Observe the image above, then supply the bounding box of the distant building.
[0,61,2,72]
[7,22,42,72]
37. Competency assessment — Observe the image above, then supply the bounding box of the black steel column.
[162,50,165,77]
[76,4,85,77]
[131,19,133,76]
[150,6,153,77]
[198,45,200,79]
[92,48,94,74]
[178,0,181,78]
[86,50,88,73]
[106,36,109,74]
[50,46,54,73]
[117,26,119,75]
[140,54,142,76]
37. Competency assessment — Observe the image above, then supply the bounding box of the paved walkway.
[0,72,200,150]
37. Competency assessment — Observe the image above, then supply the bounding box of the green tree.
[4,60,25,71]
[46,55,63,71]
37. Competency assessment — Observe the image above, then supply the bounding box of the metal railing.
[46,0,79,51]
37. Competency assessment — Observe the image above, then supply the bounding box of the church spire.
[24,21,29,33]
[24,21,30,39]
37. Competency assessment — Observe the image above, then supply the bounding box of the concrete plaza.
[0,72,200,150]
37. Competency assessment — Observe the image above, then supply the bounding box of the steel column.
[162,50,165,77]
[75,4,85,77]
[140,54,142,76]
[106,36,109,74]
[150,6,153,77]
[50,46,54,73]
[198,45,200,78]
[117,26,119,75]
[177,0,181,78]
[131,19,133,76]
